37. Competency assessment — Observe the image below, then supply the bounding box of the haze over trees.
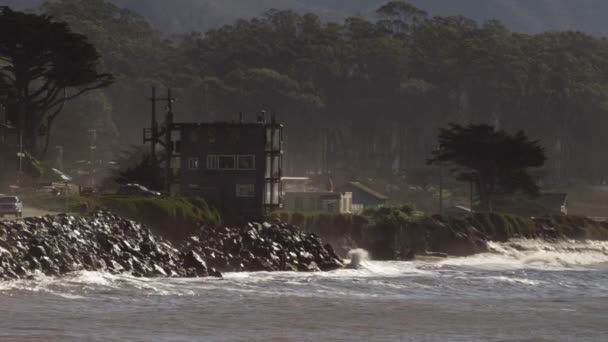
[3,0,608,190]
[7,0,608,35]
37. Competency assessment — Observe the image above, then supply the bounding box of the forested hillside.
[4,0,608,189]
[4,0,608,35]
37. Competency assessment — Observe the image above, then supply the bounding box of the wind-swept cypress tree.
[429,124,546,211]
[0,6,114,158]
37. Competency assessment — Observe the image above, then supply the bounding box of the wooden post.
[439,160,443,215]
[470,178,474,213]
[150,86,157,160]
[164,88,174,195]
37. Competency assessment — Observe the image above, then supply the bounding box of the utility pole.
[470,178,474,213]
[150,87,158,160]
[164,88,174,195]
[16,93,25,186]
[0,104,4,175]
[436,145,444,216]
[88,129,97,187]
[55,145,64,171]
[439,160,444,215]
[17,129,23,185]
[144,87,176,194]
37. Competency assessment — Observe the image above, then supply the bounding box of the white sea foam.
[439,239,608,270]
[64,270,116,287]
[346,248,370,269]
[1,240,606,301]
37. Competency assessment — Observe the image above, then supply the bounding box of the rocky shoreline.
[0,212,343,280]
[285,208,608,261]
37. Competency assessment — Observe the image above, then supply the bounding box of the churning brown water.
[1,240,607,341]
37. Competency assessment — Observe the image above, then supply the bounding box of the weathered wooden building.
[177,120,283,221]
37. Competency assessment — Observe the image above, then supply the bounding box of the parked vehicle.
[116,184,161,197]
[0,196,23,218]
[36,186,60,196]
[79,187,99,196]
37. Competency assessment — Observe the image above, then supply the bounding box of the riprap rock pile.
[0,212,343,280]
[0,212,193,280]
[181,222,344,273]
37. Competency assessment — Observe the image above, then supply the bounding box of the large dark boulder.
[28,245,47,259]
[182,250,208,276]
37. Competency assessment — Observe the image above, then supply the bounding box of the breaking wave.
[346,249,370,269]
[439,239,608,270]
[1,240,607,301]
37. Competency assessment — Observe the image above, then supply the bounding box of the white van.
[0,196,23,218]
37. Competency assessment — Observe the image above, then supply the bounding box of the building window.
[236,184,255,198]
[206,155,218,170]
[218,155,236,170]
[207,155,251,170]
[188,158,199,170]
[237,155,255,170]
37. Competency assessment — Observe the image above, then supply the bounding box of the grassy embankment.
[277,207,608,259]
[21,193,221,241]
[22,194,608,257]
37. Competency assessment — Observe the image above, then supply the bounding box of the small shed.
[336,181,388,210]
[281,177,313,192]
[283,191,352,214]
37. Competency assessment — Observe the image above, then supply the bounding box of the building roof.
[178,121,282,129]
[285,191,335,195]
[444,206,472,216]
[341,181,388,200]
[281,177,310,181]
[284,191,344,199]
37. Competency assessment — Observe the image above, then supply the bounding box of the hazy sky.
[1,0,606,35]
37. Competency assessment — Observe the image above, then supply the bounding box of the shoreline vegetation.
[19,194,608,262]
[277,207,608,260]
[20,193,221,241]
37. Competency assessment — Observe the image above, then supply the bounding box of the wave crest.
[346,249,370,269]
[440,239,608,270]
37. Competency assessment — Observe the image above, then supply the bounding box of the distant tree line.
[4,0,608,188]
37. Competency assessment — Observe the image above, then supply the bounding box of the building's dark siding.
[179,123,269,221]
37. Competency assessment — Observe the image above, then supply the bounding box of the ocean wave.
[438,239,608,270]
[1,241,607,300]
